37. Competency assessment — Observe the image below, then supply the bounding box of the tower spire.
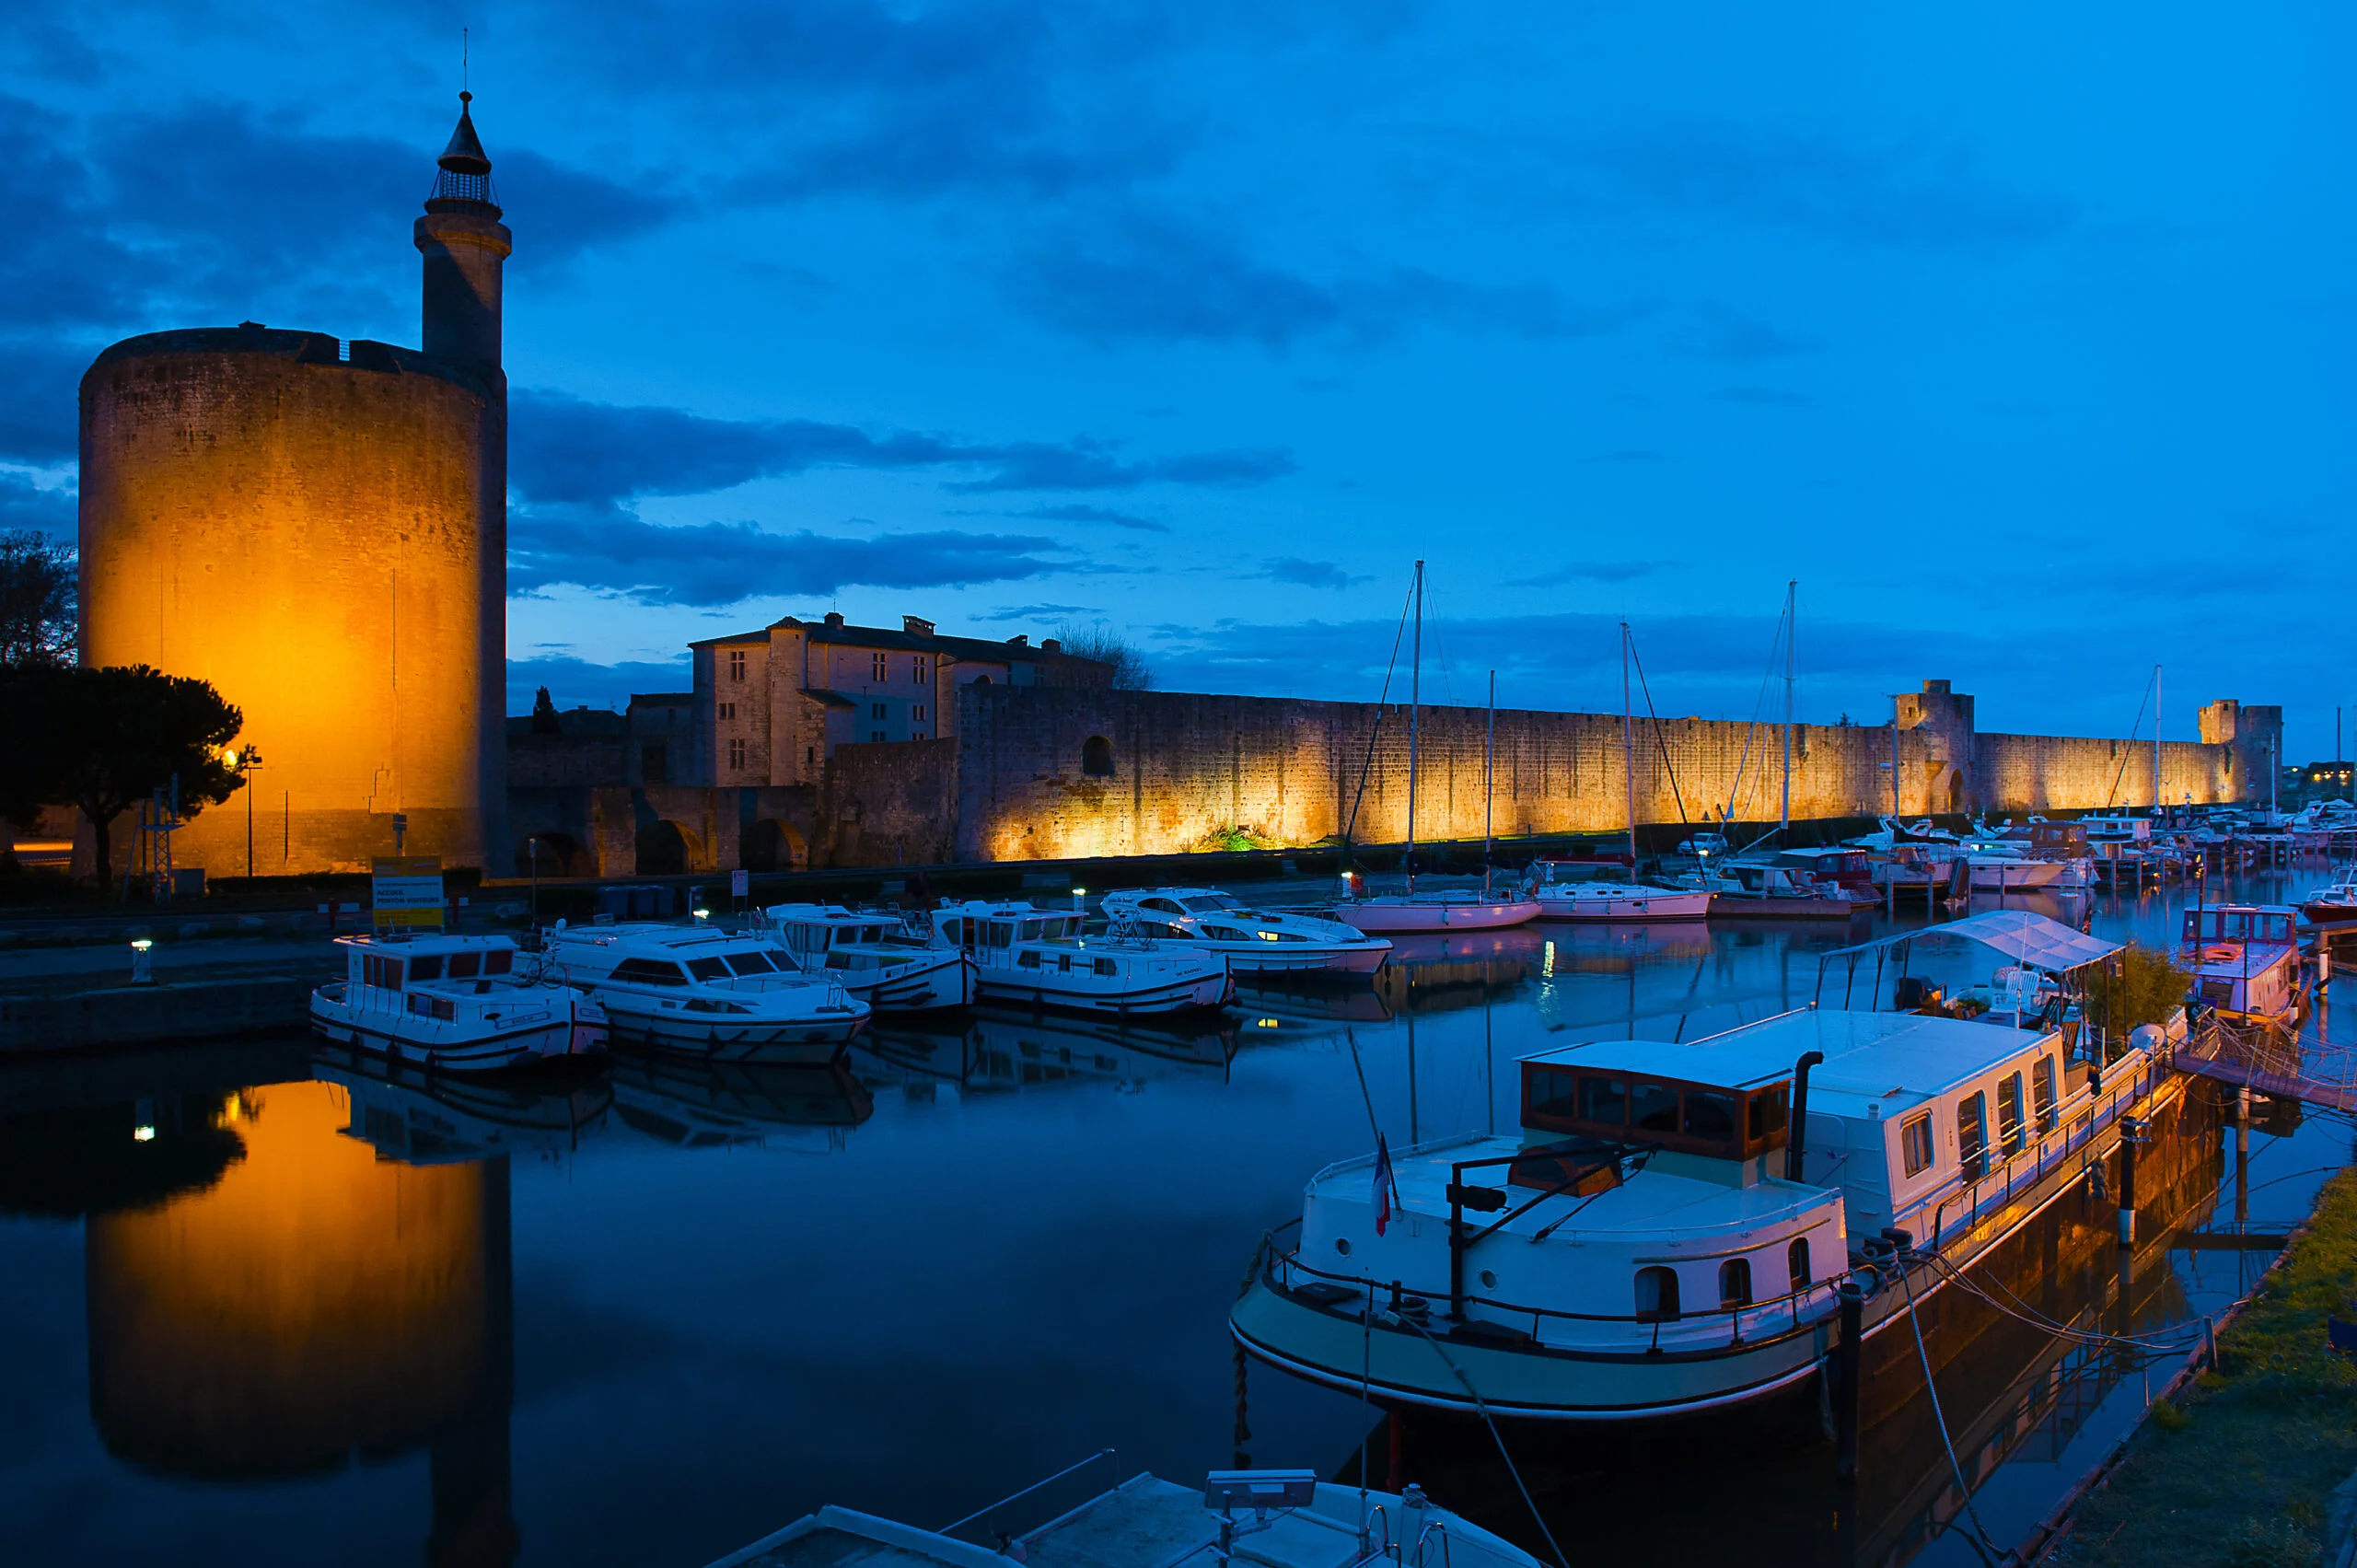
[426,92,499,215]
[416,90,511,375]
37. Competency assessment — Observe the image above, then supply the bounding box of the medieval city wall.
[953,688,2253,862]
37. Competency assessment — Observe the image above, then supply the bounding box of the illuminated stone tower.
[77,96,514,876]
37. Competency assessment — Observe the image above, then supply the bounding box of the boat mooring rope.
[1898,1263,2007,1566]
[1398,1316,1571,1568]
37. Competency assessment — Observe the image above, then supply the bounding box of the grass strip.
[2052,1167,2357,1567]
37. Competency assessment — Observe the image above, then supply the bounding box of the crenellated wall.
[952,682,2272,861]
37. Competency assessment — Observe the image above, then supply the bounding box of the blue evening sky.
[5,5,2351,756]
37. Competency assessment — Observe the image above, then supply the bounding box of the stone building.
[76,95,512,877]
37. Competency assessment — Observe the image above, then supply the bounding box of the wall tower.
[77,97,514,876]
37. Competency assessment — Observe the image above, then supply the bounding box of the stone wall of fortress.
[951,684,2279,863]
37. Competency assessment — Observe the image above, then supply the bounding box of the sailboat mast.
[1407,561,1423,889]
[1485,668,1496,891]
[1782,580,1795,835]
[2153,663,2163,814]
[1622,621,1636,866]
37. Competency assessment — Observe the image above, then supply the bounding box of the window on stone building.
[1082,735,1115,776]
[871,731,886,742]
[806,747,815,766]
[642,743,668,784]
[871,703,887,719]
[914,705,926,722]
[729,650,746,681]
[718,702,735,721]
[873,653,888,681]
[729,738,746,770]
[912,656,927,682]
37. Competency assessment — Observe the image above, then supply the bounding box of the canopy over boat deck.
[1813,911,2124,1011]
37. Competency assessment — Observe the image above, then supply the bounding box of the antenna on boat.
[1484,668,1495,892]
[1782,580,1795,839]
[1622,621,1636,867]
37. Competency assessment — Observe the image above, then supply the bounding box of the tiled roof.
[691,614,1103,667]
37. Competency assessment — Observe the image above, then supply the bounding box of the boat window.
[1579,1075,1629,1126]
[724,951,776,975]
[1901,1113,1935,1178]
[1020,920,1044,941]
[1683,1091,1737,1144]
[1718,1258,1752,1308]
[447,951,481,980]
[1634,1267,1680,1322]
[485,949,512,975]
[364,955,405,990]
[1526,1069,1579,1121]
[1631,1083,1680,1134]
[1183,896,1232,912]
[1017,950,1042,969]
[1094,958,1117,976]
[986,923,1014,948]
[611,958,690,986]
[2265,914,2293,942]
[1057,953,1074,972]
[1996,1074,2026,1156]
[1787,1237,1811,1292]
[941,919,964,947]
[408,955,445,982]
[406,993,456,1020]
[686,956,732,981]
[1957,1093,1989,1179]
[1747,1085,1789,1142]
[2032,1056,2058,1134]
[1144,899,1185,914]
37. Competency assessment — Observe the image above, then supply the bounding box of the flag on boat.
[1373,1133,1394,1236]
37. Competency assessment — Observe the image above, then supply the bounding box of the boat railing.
[1257,1221,1843,1355]
[1914,1041,2163,1257]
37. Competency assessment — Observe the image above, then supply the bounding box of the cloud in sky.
[509,514,1071,606]
[1012,504,1168,533]
[1257,557,1370,590]
[510,390,1295,508]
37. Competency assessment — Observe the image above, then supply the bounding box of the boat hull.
[1186,941,1390,975]
[308,993,577,1074]
[596,1002,866,1063]
[1706,896,1869,920]
[837,949,978,1012]
[1339,898,1540,935]
[1968,861,2065,890]
[1533,890,1712,923]
[971,970,1232,1014]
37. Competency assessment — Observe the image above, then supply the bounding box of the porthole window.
[1479,1270,1497,1290]
[1718,1257,1752,1308]
[1334,1237,1353,1257]
[1634,1266,1680,1322]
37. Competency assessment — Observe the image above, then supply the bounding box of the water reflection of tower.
[83,1080,517,1567]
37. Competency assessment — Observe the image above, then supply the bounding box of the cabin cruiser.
[1099,887,1392,974]
[1233,989,2179,1423]
[1682,862,1874,917]
[1518,859,1710,922]
[761,903,977,1011]
[541,923,869,1063]
[310,933,586,1073]
[931,900,1233,1013]
[2179,904,2304,1030]
[1959,841,2067,891]
[1334,880,1541,935]
[707,1469,1550,1568]
[2301,877,2357,925]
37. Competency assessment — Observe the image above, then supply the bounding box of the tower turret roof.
[425,92,501,215]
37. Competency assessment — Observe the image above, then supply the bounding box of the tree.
[2085,942,2192,1042]
[0,665,244,888]
[530,685,563,734]
[1053,623,1156,691]
[0,529,75,668]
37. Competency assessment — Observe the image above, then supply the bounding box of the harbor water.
[2,866,2347,1567]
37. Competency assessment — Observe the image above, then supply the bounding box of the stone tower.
[77,96,514,876]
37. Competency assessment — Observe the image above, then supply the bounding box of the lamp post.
[224,747,263,881]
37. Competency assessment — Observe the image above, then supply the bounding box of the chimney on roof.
[1007,634,1028,647]
[825,611,844,629]
[1041,638,1062,654]
[902,615,935,638]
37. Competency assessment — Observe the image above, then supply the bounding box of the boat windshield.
[724,950,779,975]
[2183,910,2293,944]
[1183,894,1241,912]
[685,956,733,981]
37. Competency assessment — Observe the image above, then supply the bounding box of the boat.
[1335,563,1539,936]
[930,900,1233,1014]
[1960,842,2067,891]
[1685,862,1872,918]
[308,933,586,1074]
[313,1053,612,1160]
[1771,845,1875,892]
[540,922,869,1063]
[1233,912,2175,1423]
[2302,877,2357,926]
[705,1468,1550,1568]
[761,902,978,1011]
[2178,903,2304,1030]
[1519,859,1711,922]
[1098,887,1392,973]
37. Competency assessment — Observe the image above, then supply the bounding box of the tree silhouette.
[0,666,244,887]
[530,685,562,734]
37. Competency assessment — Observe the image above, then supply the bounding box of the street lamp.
[224,746,263,881]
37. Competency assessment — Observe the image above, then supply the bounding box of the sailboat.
[1336,562,1540,935]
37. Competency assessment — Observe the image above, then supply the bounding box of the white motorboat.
[309,933,586,1074]
[932,900,1233,1014]
[542,922,869,1063]
[1335,888,1541,935]
[2179,903,2304,1030]
[1682,862,1874,918]
[708,1469,1550,1568]
[1234,972,2180,1423]
[762,903,978,1011]
[1100,887,1392,973]
[1519,860,1710,922]
[1960,843,2067,891]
